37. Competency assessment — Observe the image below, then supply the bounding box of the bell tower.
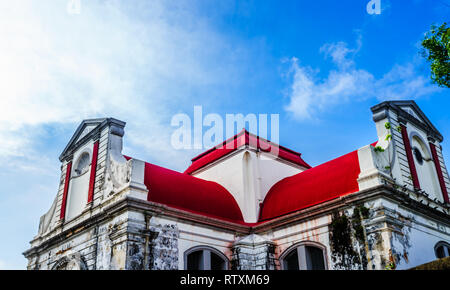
[37,118,129,235]
[371,100,450,204]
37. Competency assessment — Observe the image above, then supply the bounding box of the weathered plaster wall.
[267,215,332,270]
[373,198,450,270]
[231,234,276,270]
[28,210,130,270]
[175,218,236,270]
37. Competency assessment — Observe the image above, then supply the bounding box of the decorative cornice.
[120,197,251,234]
[252,184,450,233]
[59,118,126,162]
[371,100,443,142]
[23,196,250,257]
[24,184,450,258]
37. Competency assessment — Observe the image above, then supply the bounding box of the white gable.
[400,106,423,123]
[75,125,97,143]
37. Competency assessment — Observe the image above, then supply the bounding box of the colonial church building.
[23,100,450,270]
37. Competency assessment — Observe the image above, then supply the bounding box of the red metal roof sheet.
[259,150,361,221]
[143,162,244,223]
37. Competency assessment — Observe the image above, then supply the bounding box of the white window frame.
[280,241,328,270]
[184,246,229,270]
[73,147,92,177]
[435,241,450,259]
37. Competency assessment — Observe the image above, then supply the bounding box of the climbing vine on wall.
[351,206,370,270]
[329,205,370,270]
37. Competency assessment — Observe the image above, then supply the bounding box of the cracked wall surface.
[25,196,450,270]
[149,223,179,270]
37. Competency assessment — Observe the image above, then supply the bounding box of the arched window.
[410,133,441,199]
[413,147,424,165]
[74,152,91,176]
[51,254,87,270]
[435,241,450,259]
[184,246,228,270]
[66,149,92,220]
[280,242,327,270]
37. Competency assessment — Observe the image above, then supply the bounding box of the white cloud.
[0,0,245,170]
[285,40,440,120]
[374,63,438,100]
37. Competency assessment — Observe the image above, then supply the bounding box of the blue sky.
[0,0,449,269]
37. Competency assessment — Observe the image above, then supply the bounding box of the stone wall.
[149,222,179,270]
[231,234,276,270]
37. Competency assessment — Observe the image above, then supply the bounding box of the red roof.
[185,129,311,174]
[259,150,361,221]
[143,162,244,223]
[124,143,364,224]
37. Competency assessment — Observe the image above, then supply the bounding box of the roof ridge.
[186,129,310,174]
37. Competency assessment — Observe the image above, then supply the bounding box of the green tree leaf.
[421,22,450,88]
